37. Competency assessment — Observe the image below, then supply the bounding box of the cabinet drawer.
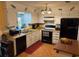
[53,37,59,39]
[53,36,59,38]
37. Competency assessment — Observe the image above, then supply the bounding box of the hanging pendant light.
[41,10,45,14]
[41,3,52,14]
[47,8,52,14]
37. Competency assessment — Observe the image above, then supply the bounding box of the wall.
[6,2,39,27]
[0,2,7,51]
[0,2,8,32]
[38,3,79,24]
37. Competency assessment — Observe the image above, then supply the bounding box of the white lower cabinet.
[53,31,60,44]
[26,30,41,48]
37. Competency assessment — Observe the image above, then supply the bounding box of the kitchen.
[0,1,79,57]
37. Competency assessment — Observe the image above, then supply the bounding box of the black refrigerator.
[60,18,79,40]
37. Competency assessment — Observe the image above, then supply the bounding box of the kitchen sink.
[21,29,34,33]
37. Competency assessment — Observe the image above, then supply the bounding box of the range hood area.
[43,16,55,23]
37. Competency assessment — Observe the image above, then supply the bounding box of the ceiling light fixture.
[41,3,52,14]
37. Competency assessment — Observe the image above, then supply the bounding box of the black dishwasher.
[42,30,52,44]
[16,35,26,55]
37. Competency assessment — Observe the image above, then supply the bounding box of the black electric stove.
[41,29,53,44]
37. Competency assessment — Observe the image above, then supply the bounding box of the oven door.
[42,30,52,44]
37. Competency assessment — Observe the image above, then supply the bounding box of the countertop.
[5,28,42,41]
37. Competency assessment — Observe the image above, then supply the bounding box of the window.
[17,12,32,30]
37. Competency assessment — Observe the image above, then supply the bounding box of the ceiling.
[14,1,79,8]
[10,1,79,12]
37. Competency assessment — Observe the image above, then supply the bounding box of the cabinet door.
[32,30,40,44]
[34,31,38,42]
[31,32,36,44]
[35,34,38,42]
[26,34,32,48]
[16,35,26,55]
[36,30,40,41]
